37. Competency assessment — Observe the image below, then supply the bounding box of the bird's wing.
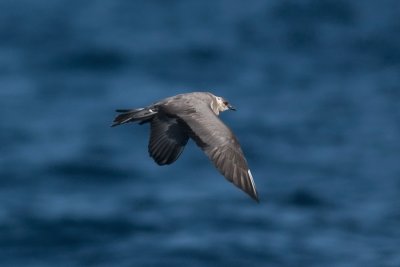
[148,114,189,165]
[163,98,259,201]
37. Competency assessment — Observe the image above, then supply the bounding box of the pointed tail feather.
[111,108,157,127]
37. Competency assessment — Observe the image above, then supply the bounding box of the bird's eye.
[223,101,228,105]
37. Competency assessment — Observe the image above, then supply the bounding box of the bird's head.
[214,95,236,114]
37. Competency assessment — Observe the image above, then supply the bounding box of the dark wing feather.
[163,97,259,201]
[148,114,189,165]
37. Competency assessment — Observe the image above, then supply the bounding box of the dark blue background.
[1,1,399,266]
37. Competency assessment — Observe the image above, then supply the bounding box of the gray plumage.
[112,92,259,202]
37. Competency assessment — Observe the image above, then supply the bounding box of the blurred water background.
[1,0,400,266]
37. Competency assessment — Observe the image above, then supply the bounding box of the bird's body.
[112,92,259,202]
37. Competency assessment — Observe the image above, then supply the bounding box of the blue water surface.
[1,1,400,266]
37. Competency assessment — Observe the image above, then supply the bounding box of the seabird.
[112,92,259,202]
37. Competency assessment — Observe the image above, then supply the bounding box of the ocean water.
[1,1,400,266]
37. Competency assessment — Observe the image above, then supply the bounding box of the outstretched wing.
[162,97,259,202]
[148,114,189,165]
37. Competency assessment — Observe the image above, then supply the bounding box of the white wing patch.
[248,169,257,193]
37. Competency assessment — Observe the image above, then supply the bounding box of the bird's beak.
[228,104,236,111]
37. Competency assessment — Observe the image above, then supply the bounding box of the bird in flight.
[112,92,259,202]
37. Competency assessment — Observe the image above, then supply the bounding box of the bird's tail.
[111,107,157,127]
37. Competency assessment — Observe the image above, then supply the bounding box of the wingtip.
[110,119,122,127]
[252,195,260,204]
[115,109,131,113]
[250,190,260,203]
